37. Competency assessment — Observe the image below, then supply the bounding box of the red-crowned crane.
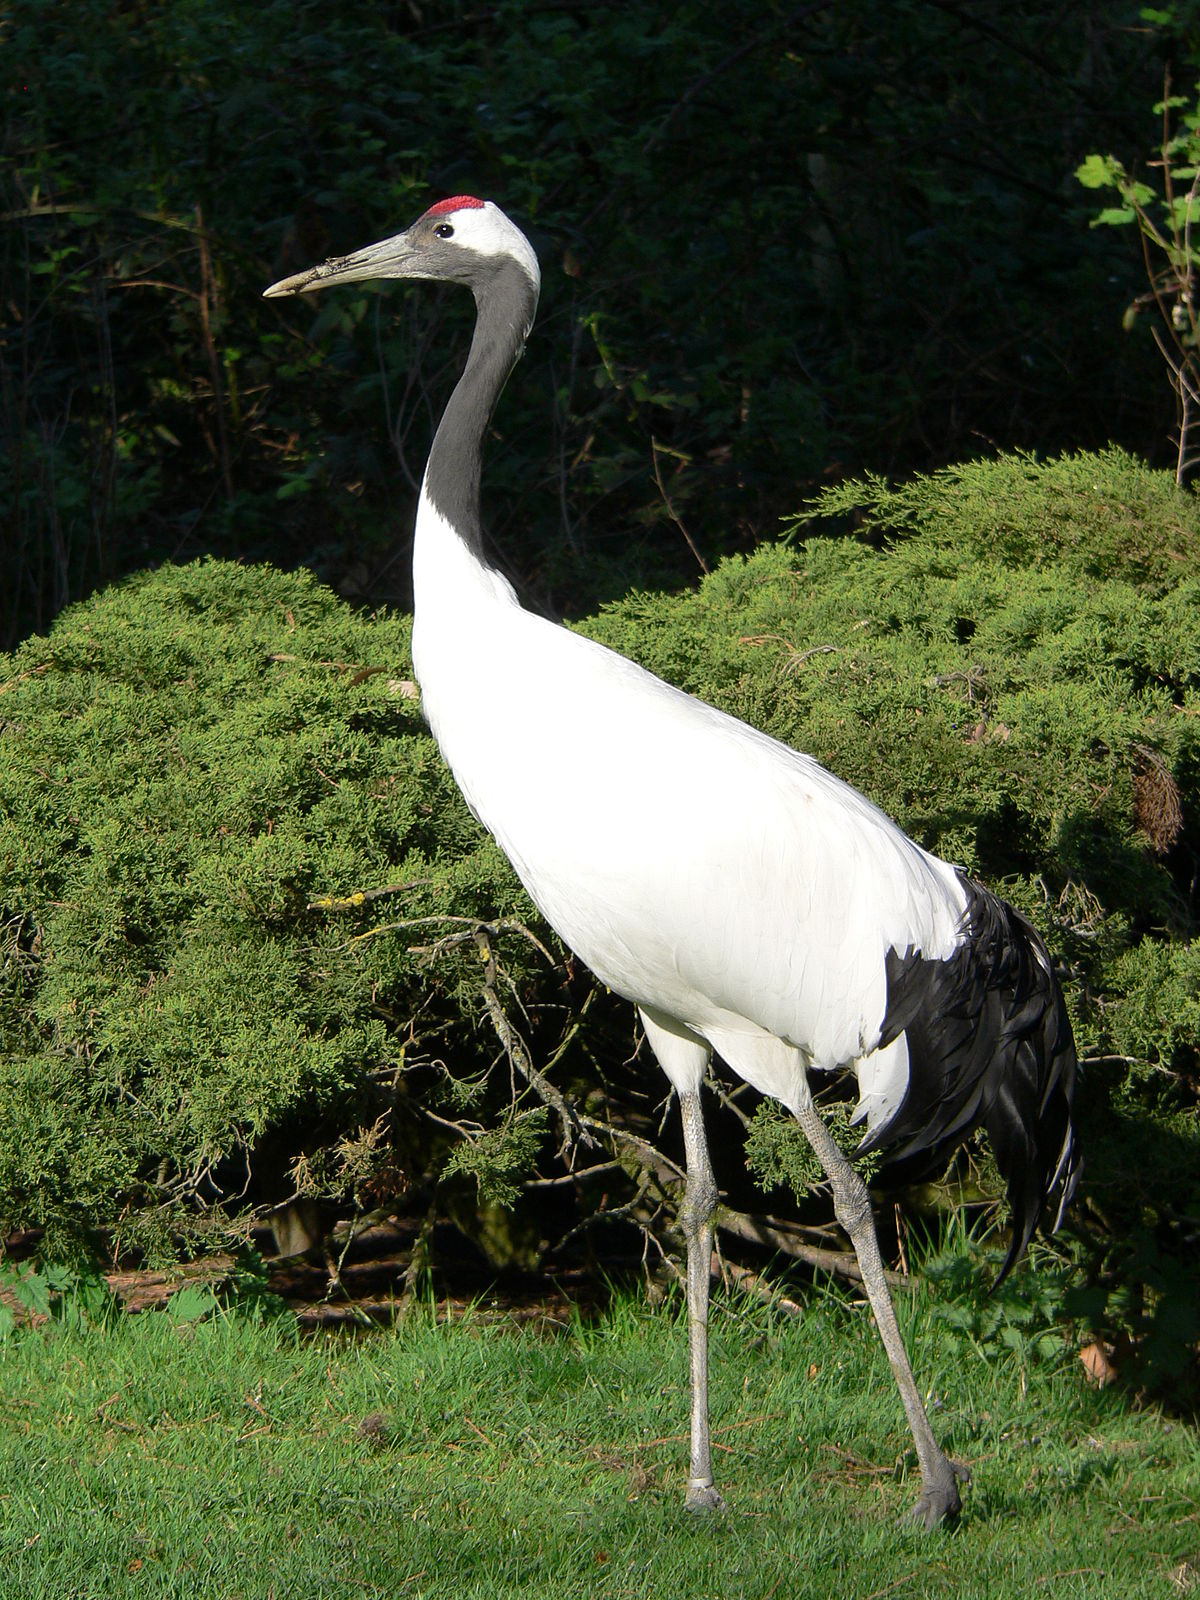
[265,197,1080,1528]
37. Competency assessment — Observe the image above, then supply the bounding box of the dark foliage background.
[0,0,1183,646]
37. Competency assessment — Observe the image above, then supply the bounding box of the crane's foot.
[901,1458,971,1530]
[684,1477,725,1515]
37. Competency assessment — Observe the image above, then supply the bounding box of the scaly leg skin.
[791,1083,970,1529]
[677,1087,724,1514]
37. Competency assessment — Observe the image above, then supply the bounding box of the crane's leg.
[639,1009,723,1514]
[677,1085,723,1513]
[790,1078,969,1528]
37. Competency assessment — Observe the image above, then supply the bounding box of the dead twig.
[475,926,594,1155]
[716,1207,902,1287]
[307,879,430,913]
[651,438,708,574]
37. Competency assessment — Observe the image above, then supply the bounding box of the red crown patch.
[425,195,485,217]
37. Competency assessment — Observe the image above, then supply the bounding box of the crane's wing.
[421,608,966,1069]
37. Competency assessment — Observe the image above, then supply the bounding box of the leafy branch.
[1078,77,1200,484]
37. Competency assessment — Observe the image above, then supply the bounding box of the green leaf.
[1168,193,1200,228]
[1076,153,1122,190]
[166,1284,220,1323]
[5,1268,51,1318]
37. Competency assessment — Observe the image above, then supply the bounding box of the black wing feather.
[857,875,1080,1282]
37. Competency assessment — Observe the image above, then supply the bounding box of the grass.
[0,1274,1197,1600]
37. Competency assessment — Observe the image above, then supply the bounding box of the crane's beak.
[263,228,417,298]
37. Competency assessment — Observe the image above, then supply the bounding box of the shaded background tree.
[0,0,1183,646]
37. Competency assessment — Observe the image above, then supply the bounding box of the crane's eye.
[434,222,454,239]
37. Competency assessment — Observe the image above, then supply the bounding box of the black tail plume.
[858,876,1081,1282]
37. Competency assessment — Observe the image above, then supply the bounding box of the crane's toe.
[684,1479,725,1515]
[901,1458,970,1530]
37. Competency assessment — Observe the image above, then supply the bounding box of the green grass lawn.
[1,1281,1196,1600]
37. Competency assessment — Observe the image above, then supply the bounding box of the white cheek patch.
[447,203,541,291]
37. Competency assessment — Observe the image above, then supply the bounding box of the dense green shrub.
[0,559,566,1257]
[1,448,1197,1391]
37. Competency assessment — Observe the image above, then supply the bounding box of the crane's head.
[263,196,540,301]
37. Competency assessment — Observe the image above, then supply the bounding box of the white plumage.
[266,196,1080,1529]
[415,493,966,1116]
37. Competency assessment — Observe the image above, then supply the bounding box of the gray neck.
[423,259,539,566]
